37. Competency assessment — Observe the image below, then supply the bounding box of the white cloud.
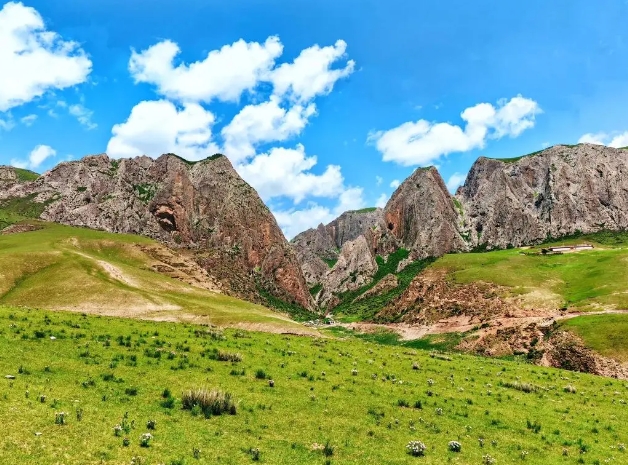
[222,97,316,162]
[375,193,388,208]
[390,179,400,189]
[273,186,366,239]
[446,172,466,193]
[236,144,343,204]
[375,175,383,186]
[106,100,218,160]
[69,103,96,130]
[369,95,541,166]
[11,144,56,170]
[578,131,628,148]
[129,37,283,103]
[270,40,355,103]
[20,114,37,126]
[0,2,92,112]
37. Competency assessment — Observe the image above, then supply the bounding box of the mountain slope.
[1,154,313,312]
[0,221,314,333]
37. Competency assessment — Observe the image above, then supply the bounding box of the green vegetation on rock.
[13,167,40,182]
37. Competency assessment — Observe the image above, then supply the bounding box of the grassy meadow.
[0,222,307,333]
[1,307,628,464]
[561,314,628,362]
[432,231,628,311]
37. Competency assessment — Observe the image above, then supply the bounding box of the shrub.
[146,419,156,430]
[322,441,334,457]
[397,399,410,408]
[502,380,539,393]
[161,396,176,409]
[181,388,237,417]
[526,419,542,434]
[448,441,462,452]
[209,349,242,362]
[563,384,577,394]
[139,433,152,447]
[162,388,172,399]
[114,424,123,437]
[483,455,496,464]
[122,437,130,447]
[406,440,426,457]
[249,448,260,461]
[255,369,268,380]
[54,412,67,425]
[125,387,138,396]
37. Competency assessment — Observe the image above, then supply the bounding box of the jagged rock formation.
[0,154,313,310]
[291,208,391,290]
[294,144,628,310]
[385,166,467,258]
[457,143,628,248]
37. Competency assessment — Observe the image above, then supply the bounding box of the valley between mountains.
[2,142,628,381]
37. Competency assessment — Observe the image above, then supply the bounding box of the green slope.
[431,231,628,311]
[0,221,312,333]
[561,314,628,362]
[1,306,627,464]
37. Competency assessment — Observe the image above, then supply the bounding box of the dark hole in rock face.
[475,223,483,233]
[153,205,177,232]
[387,222,394,231]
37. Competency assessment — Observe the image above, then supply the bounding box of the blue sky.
[1,0,628,238]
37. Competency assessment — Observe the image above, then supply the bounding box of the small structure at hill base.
[541,244,594,255]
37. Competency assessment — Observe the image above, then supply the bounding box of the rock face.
[318,235,378,308]
[1,154,313,310]
[457,144,628,248]
[385,166,467,258]
[291,208,389,289]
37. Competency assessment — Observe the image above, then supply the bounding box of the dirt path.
[336,309,628,341]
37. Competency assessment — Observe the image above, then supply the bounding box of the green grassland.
[0,221,308,333]
[561,314,628,362]
[431,231,628,311]
[1,307,627,464]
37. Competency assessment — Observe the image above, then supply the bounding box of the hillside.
[0,221,314,335]
[1,306,627,464]
[0,155,314,313]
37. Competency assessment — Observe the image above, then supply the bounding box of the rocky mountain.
[291,207,390,286]
[293,143,628,311]
[457,143,628,248]
[0,154,313,311]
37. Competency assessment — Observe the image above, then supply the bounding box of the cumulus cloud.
[446,172,466,192]
[578,131,628,148]
[390,179,400,189]
[11,144,56,170]
[270,40,355,103]
[0,2,92,112]
[112,35,357,239]
[106,100,218,160]
[236,144,344,204]
[222,97,316,162]
[369,95,541,166]
[129,37,283,103]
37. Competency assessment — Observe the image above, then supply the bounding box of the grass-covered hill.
[0,221,311,335]
[430,231,628,312]
[1,306,627,464]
